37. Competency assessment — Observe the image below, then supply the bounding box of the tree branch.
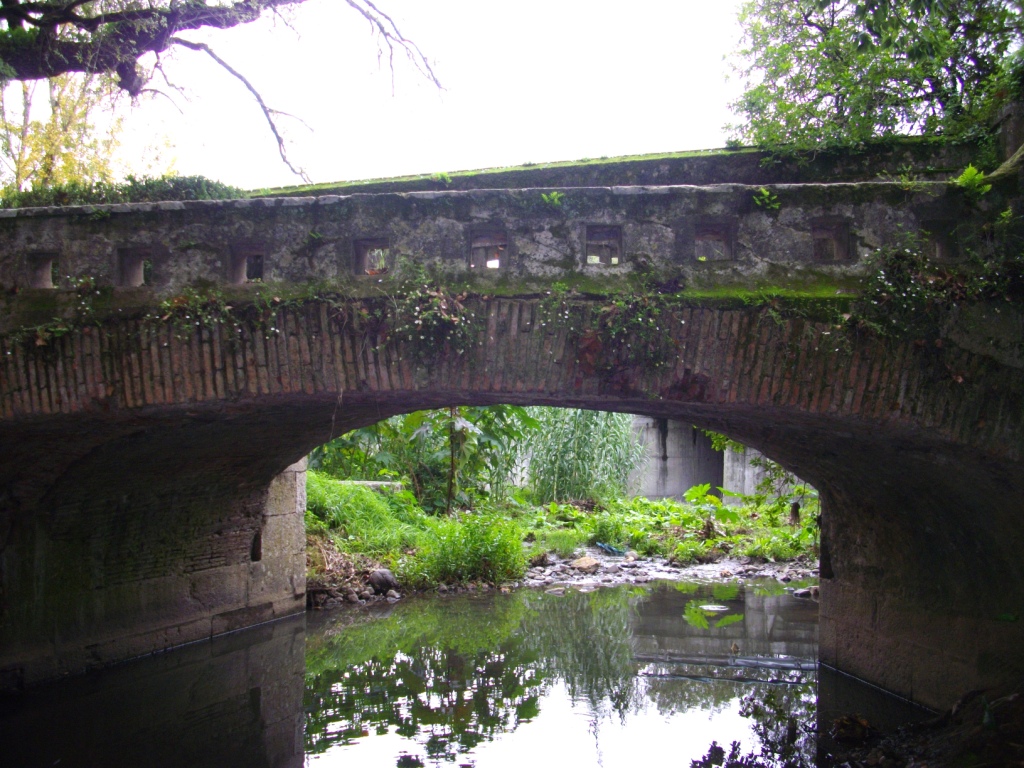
[169,36,309,182]
[0,1,441,179]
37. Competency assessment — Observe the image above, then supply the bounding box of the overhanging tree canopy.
[0,1,438,178]
[730,0,1022,147]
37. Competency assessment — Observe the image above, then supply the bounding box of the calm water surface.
[1,580,927,767]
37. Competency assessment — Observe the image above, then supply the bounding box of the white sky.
[116,0,746,190]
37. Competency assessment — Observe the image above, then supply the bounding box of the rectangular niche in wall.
[117,249,151,287]
[229,245,264,284]
[26,252,58,289]
[469,229,507,270]
[694,218,737,262]
[922,220,958,261]
[586,225,622,265]
[810,218,852,263]
[354,238,391,275]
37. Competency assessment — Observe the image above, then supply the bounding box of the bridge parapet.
[0,183,973,313]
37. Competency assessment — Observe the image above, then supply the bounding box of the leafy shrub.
[670,538,717,565]
[737,532,801,562]
[538,528,586,558]
[1,174,247,208]
[589,513,627,547]
[311,405,538,513]
[405,514,526,585]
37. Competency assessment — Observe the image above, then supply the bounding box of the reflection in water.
[304,581,823,767]
[0,616,306,768]
[0,580,929,767]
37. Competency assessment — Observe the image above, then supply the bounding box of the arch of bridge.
[2,293,1023,708]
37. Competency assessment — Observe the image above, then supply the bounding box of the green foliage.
[430,171,453,187]
[312,405,539,513]
[525,408,646,503]
[401,513,526,586]
[702,430,747,453]
[0,174,246,208]
[152,286,232,340]
[0,74,123,192]
[306,472,424,559]
[387,260,475,363]
[535,528,586,558]
[4,274,110,351]
[853,220,1024,341]
[955,164,992,202]
[752,186,780,210]
[737,532,802,562]
[597,291,682,371]
[684,483,741,539]
[540,190,565,207]
[672,538,716,565]
[730,0,1020,147]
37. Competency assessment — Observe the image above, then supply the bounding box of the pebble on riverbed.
[520,548,819,591]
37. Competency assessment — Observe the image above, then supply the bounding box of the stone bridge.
[1,148,1022,710]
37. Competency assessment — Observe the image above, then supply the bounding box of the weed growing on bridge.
[954,164,992,203]
[596,289,682,372]
[540,190,565,207]
[386,260,475,363]
[853,224,1024,342]
[152,286,232,340]
[1,275,110,352]
[752,186,781,211]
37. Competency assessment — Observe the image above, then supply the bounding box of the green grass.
[307,471,527,584]
[515,491,819,567]
[305,470,820,590]
[306,473,424,559]
[401,514,526,586]
[534,528,587,559]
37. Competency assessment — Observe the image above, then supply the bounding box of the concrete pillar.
[631,417,723,499]
[722,445,773,502]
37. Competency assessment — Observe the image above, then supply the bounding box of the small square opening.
[470,230,507,270]
[694,218,737,262]
[695,238,728,261]
[812,237,836,262]
[246,254,264,281]
[27,253,57,289]
[229,249,264,284]
[355,238,391,275]
[923,221,957,261]
[586,225,622,265]
[810,219,851,263]
[117,250,147,287]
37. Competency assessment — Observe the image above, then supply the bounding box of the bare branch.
[0,1,441,179]
[169,36,310,182]
[345,0,441,92]
[151,52,187,99]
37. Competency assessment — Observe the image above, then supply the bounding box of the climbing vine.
[596,291,681,372]
[851,221,1024,342]
[150,286,233,340]
[2,275,109,353]
[385,260,475,362]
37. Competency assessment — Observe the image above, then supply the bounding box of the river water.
[1,580,928,767]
